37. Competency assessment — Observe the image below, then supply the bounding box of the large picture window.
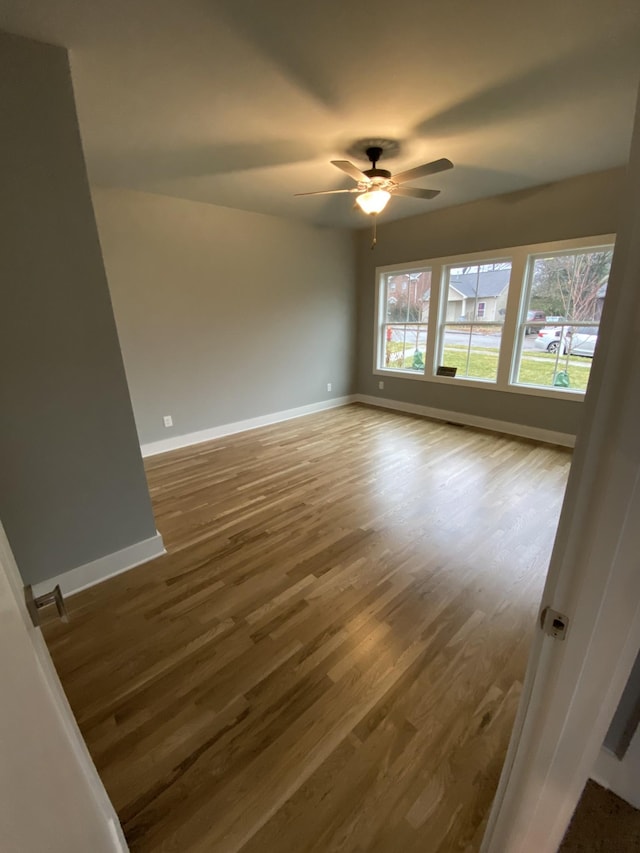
[374,236,615,399]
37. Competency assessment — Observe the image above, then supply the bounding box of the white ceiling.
[2,0,640,228]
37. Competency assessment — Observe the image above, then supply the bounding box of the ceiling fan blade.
[294,188,359,196]
[393,157,454,184]
[393,186,441,200]
[331,160,369,182]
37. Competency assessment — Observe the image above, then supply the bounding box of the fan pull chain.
[371,215,377,250]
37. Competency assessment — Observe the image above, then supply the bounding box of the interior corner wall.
[91,187,357,446]
[0,32,158,585]
[355,168,626,437]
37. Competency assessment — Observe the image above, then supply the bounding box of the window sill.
[372,367,586,401]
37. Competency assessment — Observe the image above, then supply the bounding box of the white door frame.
[482,87,640,852]
[0,521,128,853]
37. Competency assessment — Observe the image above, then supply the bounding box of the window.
[438,261,512,383]
[512,248,613,393]
[374,236,615,399]
[379,268,431,373]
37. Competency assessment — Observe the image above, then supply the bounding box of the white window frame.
[376,265,432,377]
[373,234,615,401]
[509,243,615,392]
[435,256,514,386]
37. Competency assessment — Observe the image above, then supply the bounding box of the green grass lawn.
[385,342,592,391]
[519,354,591,391]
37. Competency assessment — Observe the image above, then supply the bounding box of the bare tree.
[530,251,612,321]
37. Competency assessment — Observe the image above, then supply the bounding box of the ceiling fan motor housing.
[363,145,391,181]
[364,168,392,179]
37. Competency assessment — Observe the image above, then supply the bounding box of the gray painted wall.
[605,650,640,758]
[355,168,626,436]
[92,187,356,445]
[0,32,157,585]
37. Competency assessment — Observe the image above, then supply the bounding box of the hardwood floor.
[43,404,571,852]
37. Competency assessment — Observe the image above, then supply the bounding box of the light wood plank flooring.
[43,404,571,852]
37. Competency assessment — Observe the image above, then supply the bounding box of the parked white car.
[533,326,598,357]
[568,327,598,357]
[534,327,566,353]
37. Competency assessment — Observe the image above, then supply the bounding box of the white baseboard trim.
[354,394,576,448]
[590,735,640,809]
[140,396,357,457]
[32,532,166,598]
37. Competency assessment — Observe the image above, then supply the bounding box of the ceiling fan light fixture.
[355,189,391,215]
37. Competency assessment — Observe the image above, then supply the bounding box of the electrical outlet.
[327,382,332,392]
[163,415,173,428]
[378,380,384,390]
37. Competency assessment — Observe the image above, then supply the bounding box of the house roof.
[449,270,511,299]
[0,0,638,228]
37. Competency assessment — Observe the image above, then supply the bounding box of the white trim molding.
[591,733,640,809]
[141,396,356,457]
[355,394,576,447]
[32,532,165,598]
[0,520,129,851]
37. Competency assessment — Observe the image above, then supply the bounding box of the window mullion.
[425,263,442,377]
[498,251,527,389]
[374,272,385,372]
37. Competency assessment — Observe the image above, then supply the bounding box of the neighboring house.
[421,269,511,322]
[387,272,431,321]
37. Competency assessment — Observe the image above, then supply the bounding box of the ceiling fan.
[295,145,454,216]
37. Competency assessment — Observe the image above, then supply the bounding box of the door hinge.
[540,606,569,640]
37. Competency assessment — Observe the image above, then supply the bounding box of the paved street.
[389,328,542,351]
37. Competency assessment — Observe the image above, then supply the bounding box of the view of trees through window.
[528,250,613,321]
[515,249,613,391]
